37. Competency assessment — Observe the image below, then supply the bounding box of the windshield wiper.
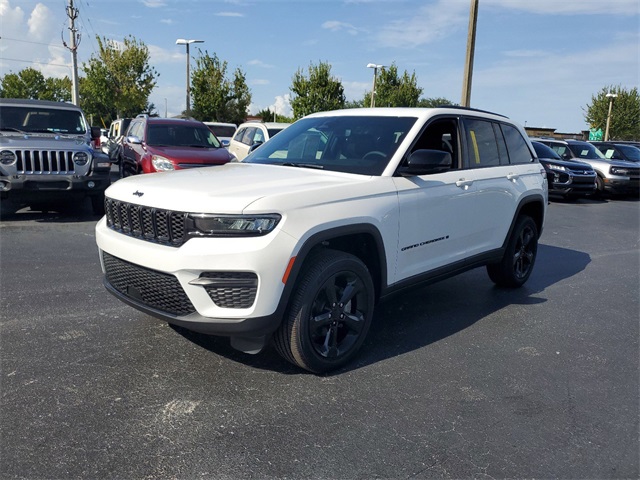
[282,162,324,170]
[0,127,26,133]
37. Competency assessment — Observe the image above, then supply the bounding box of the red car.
[119,115,232,176]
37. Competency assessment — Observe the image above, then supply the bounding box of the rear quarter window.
[501,124,533,164]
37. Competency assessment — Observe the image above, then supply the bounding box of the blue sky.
[1,0,638,132]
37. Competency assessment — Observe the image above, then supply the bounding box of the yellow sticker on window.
[470,130,480,164]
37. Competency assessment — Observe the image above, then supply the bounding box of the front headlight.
[0,150,16,165]
[188,214,281,237]
[151,155,175,171]
[73,151,90,166]
[610,167,630,176]
[548,164,566,171]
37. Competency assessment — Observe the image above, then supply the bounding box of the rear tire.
[487,215,538,288]
[274,250,374,374]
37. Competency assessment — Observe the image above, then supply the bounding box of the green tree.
[255,108,292,123]
[290,61,345,119]
[0,67,71,101]
[584,85,640,140]
[418,97,457,107]
[80,35,158,125]
[363,64,422,108]
[190,51,251,125]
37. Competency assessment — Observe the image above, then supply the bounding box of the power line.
[0,37,67,50]
[0,57,71,69]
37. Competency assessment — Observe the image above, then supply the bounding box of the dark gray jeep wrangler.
[0,98,111,215]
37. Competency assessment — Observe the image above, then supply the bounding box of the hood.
[148,145,231,165]
[538,157,592,170]
[0,132,89,149]
[105,162,369,213]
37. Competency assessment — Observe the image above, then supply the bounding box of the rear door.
[461,117,537,256]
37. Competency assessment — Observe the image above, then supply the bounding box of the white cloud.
[140,0,166,7]
[483,0,639,15]
[216,12,244,17]
[27,3,53,41]
[271,94,292,117]
[322,20,361,36]
[377,0,468,48]
[248,59,274,69]
[160,18,173,24]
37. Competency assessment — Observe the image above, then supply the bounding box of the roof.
[305,107,511,123]
[0,98,83,111]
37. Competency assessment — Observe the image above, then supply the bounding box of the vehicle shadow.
[0,199,101,224]
[172,243,591,376]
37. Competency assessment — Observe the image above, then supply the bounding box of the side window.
[493,124,509,165]
[463,118,500,168]
[233,127,246,142]
[411,117,459,169]
[241,127,257,146]
[500,123,533,164]
[254,129,265,144]
[128,121,143,139]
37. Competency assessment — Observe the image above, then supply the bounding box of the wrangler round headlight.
[73,151,90,166]
[0,150,16,165]
[188,214,281,237]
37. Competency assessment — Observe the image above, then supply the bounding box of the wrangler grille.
[105,198,187,246]
[15,149,76,174]
[103,252,195,317]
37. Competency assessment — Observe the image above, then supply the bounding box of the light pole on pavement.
[604,92,618,141]
[176,38,204,116]
[367,63,385,108]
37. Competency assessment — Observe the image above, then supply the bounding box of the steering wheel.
[363,151,386,160]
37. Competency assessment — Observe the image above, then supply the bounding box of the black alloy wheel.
[487,215,538,288]
[274,249,374,373]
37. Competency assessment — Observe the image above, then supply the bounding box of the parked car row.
[531,138,639,198]
[101,116,292,178]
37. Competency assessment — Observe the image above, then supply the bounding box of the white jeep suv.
[96,107,548,373]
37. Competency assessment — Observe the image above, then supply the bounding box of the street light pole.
[604,92,618,141]
[176,38,204,116]
[461,0,479,107]
[367,63,384,108]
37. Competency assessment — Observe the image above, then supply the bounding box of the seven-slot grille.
[103,252,196,316]
[105,198,187,246]
[15,149,76,174]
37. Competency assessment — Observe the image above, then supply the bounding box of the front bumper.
[0,171,111,198]
[96,216,297,338]
[603,176,640,194]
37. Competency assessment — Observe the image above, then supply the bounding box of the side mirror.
[126,135,142,145]
[398,149,452,175]
[248,142,263,153]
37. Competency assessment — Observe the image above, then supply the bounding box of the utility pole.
[63,0,81,105]
[461,0,478,107]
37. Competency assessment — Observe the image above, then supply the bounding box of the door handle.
[455,179,473,189]
[507,173,519,181]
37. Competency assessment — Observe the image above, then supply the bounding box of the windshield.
[568,142,607,160]
[0,105,87,134]
[147,124,221,148]
[245,116,417,175]
[207,125,236,138]
[532,141,561,160]
[617,144,640,162]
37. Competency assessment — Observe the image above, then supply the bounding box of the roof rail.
[437,105,507,118]
[136,113,149,118]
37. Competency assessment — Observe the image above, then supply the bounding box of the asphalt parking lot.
[1,190,638,479]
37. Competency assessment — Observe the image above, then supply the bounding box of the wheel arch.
[282,224,388,308]
[505,195,546,247]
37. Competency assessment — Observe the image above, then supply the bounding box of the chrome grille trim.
[15,149,75,174]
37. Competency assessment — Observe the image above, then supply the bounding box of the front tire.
[487,215,538,288]
[274,250,375,374]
